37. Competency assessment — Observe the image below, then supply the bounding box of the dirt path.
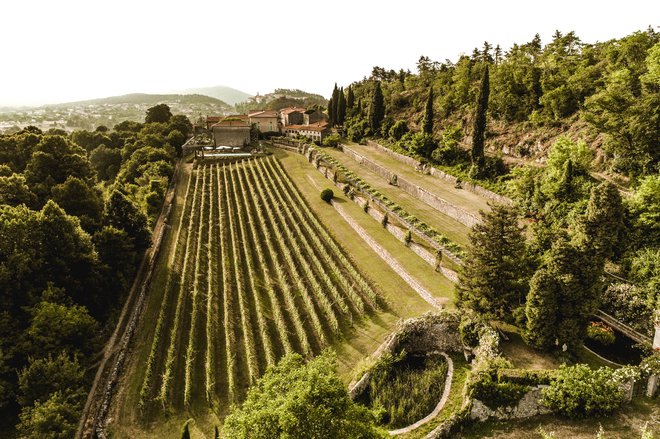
[331,200,444,310]
[76,159,184,439]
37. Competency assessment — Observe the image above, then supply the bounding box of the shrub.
[381,212,388,228]
[320,188,334,203]
[322,134,341,147]
[363,200,369,212]
[404,230,412,246]
[542,364,629,418]
[469,372,528,409]
[586,321,615,345]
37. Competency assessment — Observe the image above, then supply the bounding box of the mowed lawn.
[320,146,472,248]
[342,141,493,215]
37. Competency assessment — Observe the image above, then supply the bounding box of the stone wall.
[365,140,512,205]
[340,145,481,228]
[212,126,250,147]
[469,386,552,422]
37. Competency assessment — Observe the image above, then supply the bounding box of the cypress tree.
[422,87,434,135]
[327,96,334,126]
[331,83,339,126]
[368,81,385,135]
[524,267,559,350]
[456,204,530,320]
[214,425,220,439]
[346,85,354,109]
[337,87,347,125]
[471,65,490,173]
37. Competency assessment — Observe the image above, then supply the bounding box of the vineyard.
[136,156,381,414]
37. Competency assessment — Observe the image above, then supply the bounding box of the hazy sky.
[1,0,657,106]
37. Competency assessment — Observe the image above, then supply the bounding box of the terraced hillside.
[136,157,380,414]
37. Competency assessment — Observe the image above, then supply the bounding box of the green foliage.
[469,370,528,410]
[574,181,624,259]
[90,145,122,181]
[322,133,341,147]
[600,283,654,336]
[320,188,334,203]
[0,172,37,207]
[389,120,408,141]
[404,229,412,245]
[368,352,448,428]
[422,87,434,134]
[457,205,530,321]
[145,103,173,124]
[368,82,385,135]
[471,65,490,173]
[51,176,103,232]
[408,132,437,159]
[18,353,84,407]
[104,189,151,251]
[27,300,99,358]
[223,351,386,439]
[627,175,660,249]
[586,321,616,345]
[524,239,603,352]
[542,364,629,418]
[17,390,82,439]
[381,212,388,228]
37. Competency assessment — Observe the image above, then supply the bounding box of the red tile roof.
[280,107,306,115]
[249,110,279,118]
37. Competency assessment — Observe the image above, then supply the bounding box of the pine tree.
[422,87,434,134]
[346,85,354,109]
[456,205,530,320]
[368,81,385,135]
[214,425,220,439]
[337,87,347,125]
[471,65,490,174]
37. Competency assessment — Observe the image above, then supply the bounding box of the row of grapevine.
[137,157,382,414]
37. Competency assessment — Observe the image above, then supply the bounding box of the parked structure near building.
[211,115,251,147]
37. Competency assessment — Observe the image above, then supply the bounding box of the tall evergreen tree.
[575,181,625,259]
[524,239,604,352]
[346,85,355,109]
[368,81,385,135]
[331,83,340,126]
[471,65,490,174]
[422,87,434,134]
[337,87,347,125]
[456,205,530,320]
[327,96,334,126]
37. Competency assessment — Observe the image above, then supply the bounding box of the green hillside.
[178,85,251,105]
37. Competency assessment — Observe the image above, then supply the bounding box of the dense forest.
[0,104,191,437]
[330,28,658,182]
[326,28,658,355]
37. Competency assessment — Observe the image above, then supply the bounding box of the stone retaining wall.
[340,145,481,228]
[366,140,512,205]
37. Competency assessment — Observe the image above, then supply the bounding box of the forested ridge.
[0,104,191,437]
[331,28,659,183]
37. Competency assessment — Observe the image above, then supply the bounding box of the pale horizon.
[1,0,657,107]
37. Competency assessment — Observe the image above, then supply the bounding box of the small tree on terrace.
[457,204,530,321]
[369,81,385,135]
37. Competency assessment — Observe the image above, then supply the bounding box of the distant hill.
[235,88,328,113]
[51,93,230,108]
[177,85,251,106]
